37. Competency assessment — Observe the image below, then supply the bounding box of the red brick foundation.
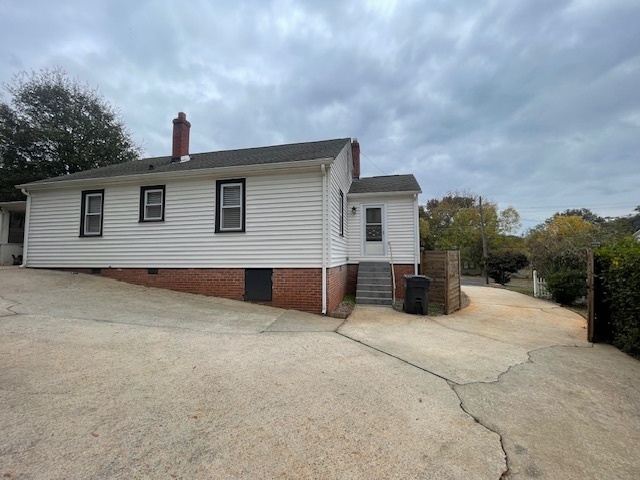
[393,264,415,299]
[57,267,325,314]
[327,265,348,313]
[346,264,358,296]
[56,263,414,314]
[272,268,322,313]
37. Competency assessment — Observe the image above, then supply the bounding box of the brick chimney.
[351,138,360,179]
[172,112,191,159]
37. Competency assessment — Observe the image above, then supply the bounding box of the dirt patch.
[461,291,471,310]
[330,299,355,319]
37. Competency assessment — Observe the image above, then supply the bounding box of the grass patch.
[393,300,445,316]
[564,305,587,318]
[500,285,534,297]
[342,294,355,304]
[428,302,445,316]
[496,284,588,318]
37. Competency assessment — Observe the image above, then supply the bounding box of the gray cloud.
[1,0,639,228]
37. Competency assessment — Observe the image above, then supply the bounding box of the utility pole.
[479,196,489,285]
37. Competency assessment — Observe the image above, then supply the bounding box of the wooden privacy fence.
[421,250,462,314]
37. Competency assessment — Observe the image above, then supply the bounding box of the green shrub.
[546,268,587,305]
[596,238,640,358]
[487,252,529,285]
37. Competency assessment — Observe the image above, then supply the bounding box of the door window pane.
[366,208,381,223]
[366,225,382,241]
[365,207,382,241]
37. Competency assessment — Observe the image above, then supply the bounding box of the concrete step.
[356,297,393,306]
[358,271,391,278]
[357,278,392,287]
[357,262,393,307]
[356,284,391,292]
[357,290,392,299]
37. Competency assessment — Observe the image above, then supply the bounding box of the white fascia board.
[347,191,421,199]
[17,157,335,192]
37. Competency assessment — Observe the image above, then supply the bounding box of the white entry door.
[362,205,386,256]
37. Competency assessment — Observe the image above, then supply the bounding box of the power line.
[361,150,429,204]
[359,150,637,216]
[360,151,387,176]
[516,203,637,212]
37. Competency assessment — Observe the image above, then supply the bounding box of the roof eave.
[347,190,422,198]
[17,157,336,191]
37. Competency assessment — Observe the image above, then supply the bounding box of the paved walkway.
[1,268,639,479]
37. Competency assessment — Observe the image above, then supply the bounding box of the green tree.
[526,214,598,276]
[600,207,640,241]
[557,208,605,226]
[487,251,529,285]
[420,191,522,268]
[597,238,640,357]
[0,67,143,201]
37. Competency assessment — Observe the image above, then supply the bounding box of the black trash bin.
[404,275,431,315]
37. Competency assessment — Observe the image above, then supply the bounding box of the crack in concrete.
[260,311,288,333]
[335,330,510,478]
[0,294,22,317]
[1,311,271,336]
[449,343,595,479]
[456,343,594,389]
[449,380,511,479]
[336,324,598,479]
[335,331,453,382]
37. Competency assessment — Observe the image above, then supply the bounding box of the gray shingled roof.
[349,175,421,194]
[24,138,351,185]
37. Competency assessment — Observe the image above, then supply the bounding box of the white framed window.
[80,190,104,237]
[140,185,165,222]
[216,178,245,233]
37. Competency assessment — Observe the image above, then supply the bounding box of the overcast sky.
[1,0,639,231]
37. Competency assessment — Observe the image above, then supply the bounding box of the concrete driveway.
[1,268,639,479]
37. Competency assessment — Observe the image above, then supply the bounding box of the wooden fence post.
[443,251,448,314]
[587,249,595,343]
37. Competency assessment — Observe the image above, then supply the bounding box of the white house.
[17,113,421,314]
[0,201,26,266]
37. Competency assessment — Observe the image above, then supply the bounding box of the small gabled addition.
[139,185,166,222]
[215,178,246,233]
[80,189,104,237]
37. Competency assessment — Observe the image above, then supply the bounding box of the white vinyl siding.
[329,144,352,267]
[347,194,418,265]
[25,171,323,268]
